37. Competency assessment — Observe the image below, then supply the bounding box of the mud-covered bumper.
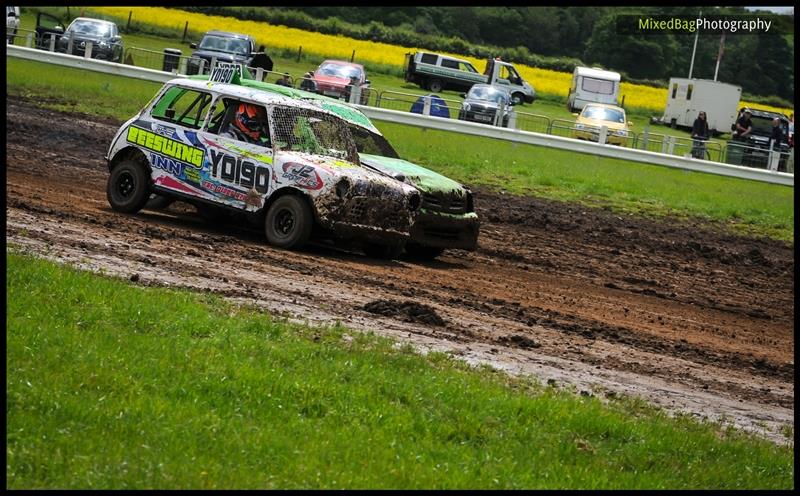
[315,190,415,245]
[410,209,479,250]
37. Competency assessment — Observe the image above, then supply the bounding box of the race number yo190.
[210,63,243,84]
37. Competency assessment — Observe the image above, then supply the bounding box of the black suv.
[728,108,791,171]
[187,30,271,75]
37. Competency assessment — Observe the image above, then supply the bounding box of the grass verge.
[6,250,795,489]
[5,56,793,243]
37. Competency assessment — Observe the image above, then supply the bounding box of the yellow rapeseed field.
[93,7,792,116]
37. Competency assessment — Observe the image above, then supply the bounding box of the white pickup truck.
[404,51,536,105]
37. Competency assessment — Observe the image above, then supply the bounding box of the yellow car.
[572,103,632,146]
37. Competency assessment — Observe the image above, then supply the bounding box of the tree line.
[182,6,794,105]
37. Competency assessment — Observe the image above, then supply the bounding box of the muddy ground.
[5,96,794,443]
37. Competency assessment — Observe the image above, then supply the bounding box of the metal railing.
[6,44,792,186]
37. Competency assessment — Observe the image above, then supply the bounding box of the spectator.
[276,73,292,87]
[299,71,316,92]
[788,113,794,148]
[770,117,784,149]
[732,109,753,140]
[249,45,274,75]
[690,110,710,159]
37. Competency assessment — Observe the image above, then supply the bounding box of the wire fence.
[11,35,795,174]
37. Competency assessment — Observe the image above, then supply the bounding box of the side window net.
[270,106,359,163]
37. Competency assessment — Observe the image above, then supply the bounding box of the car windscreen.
[270,106,360,163]
[318,63,362,80]
[349,125,400,159]
[750,117,788,137]
[468,87,508,104]
[199,35,250,55]
[69,20,112,37]
[582,106,625,123]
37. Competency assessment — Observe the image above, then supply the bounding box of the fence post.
[507,110,516,129]
[182,21,188,43]
[666,136,675,155]
[350,50,355,62]
[423,96,431,116]
[768,141,780,171]
[599,125,608,145]
[255,67,264,82]
[640,125,649,150]
[25,33,32,48]
[85,41,93,59]
[179,56,187,75]
[51,34,58,52]
[297,46,302,62]
[127,11,132,31]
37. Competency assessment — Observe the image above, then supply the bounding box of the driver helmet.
[234,103,267,141]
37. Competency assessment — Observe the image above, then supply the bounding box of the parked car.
[105,66,421,259]
[6,6,20,44]
[187,31,258,75]
[55,17,124,62]
[404,51,535,105]
[572,103,632,146]
[217,76,480,259]
[458,84,513,126]
[308,59,370,103]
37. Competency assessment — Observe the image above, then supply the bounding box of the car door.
[35,12,64,49]
[197,97,275,212]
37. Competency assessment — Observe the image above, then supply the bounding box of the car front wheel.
[511,93,524,106]
[264,195,313,249]
[107,159,151,213]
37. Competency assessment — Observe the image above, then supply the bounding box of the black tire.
[363,241,405,260]
[405,244,444,260]
[145,194,175,211]
[511,92,524,106]
[264,195,313,249]
[428,78,443,93]
[107,159,151,214]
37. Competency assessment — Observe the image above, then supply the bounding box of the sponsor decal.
[210,149,270,194]
[201,180,248,202]
[150,153,194,177]
[281,162,323,190]
[127,126,204,168]
[152,124,175,138]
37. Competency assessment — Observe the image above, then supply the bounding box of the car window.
[349,125,399,158]
[468,86,508,104]
[151,86,213,129]
[271,106,359,163]
[420,53,438,64]
[440,59,459,70]
[318,62,362,80]
[459,62,478,73]
[69,20,111,37]
[207,98,271,148]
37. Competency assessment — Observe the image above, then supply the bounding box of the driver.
[222,102,270,146]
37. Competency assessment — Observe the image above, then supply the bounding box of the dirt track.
[6,96,794,443]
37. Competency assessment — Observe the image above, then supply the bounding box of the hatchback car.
[56,17,123,62]
[226,77,480,259]
[572,103,631,146]
[458,84,513,126]
[105,65,421,258]
[309,60,370,102]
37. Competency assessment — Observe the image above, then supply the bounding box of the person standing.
[691,110,710,159]
[733,109,753,140]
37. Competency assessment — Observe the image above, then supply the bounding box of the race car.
[105,64,421,259]
[220,75,480,259]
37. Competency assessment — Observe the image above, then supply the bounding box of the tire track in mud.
[5,96,794,443]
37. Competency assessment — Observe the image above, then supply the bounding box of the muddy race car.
[208,76,480,259]
[105,64,421,258]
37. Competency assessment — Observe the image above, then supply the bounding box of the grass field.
[7,56,793,242]
[6,250,794,489]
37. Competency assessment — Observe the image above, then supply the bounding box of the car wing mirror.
[189,42,197,49]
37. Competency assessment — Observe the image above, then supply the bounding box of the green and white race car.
[221,76,480,259]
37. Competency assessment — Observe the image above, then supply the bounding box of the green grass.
[6,54,793,243]
[6,250,794,489]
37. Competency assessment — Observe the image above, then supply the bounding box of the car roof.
[166,77,335,113]
[470,84,510,94]
[574,67,621,81]
[70,17,115,26]
[745,109,789,120]
[583,103,625,112]
[319,59,364,70]
[203,30,253,41]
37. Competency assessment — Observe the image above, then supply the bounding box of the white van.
[567,67,621,112]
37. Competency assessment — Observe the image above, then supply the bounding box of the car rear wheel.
[428,79,443,93]
[107,159,151,214]
[264,195,313,249]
